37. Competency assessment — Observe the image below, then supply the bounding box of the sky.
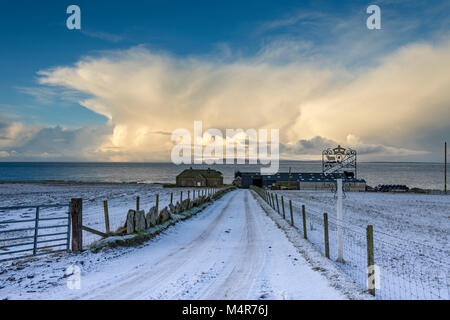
[0,0,449,162]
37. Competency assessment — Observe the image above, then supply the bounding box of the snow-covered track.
[4,189,349,300]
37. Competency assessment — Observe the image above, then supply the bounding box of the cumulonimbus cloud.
[20,38,450,162]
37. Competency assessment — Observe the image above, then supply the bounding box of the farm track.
[23,190,345,300]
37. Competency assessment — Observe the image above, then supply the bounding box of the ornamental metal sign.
[322,145,357,177]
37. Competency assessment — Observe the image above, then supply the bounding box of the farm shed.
[235,171,366,192]
[176,168,224,187]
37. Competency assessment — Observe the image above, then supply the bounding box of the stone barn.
[176,168,223,187]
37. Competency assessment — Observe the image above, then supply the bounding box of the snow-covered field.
[270,190,450,300]
[0,183,205,248]
[0,190,363,300]
[1,183,448,300]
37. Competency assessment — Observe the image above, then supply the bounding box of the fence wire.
[81,188,214,248]
[254,187,449,300]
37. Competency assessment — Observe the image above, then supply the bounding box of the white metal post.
[337,178,344,262]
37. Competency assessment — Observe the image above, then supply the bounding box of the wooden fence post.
[170,192,173,204]
[323,212,330,259]
[188,190,190,200]
[271,193,275,209]
[103,200,110,234]
[136,196,140,211]
[289,200,294,226]
[156,194,159,213]
[180,191,183,203]
[193,189,196,200]
[302,205,307,239]
[366,225,375,296]
[71,198,83,252]
[33,207,39,255]
[275,194,280,214]
[281,196,286,219]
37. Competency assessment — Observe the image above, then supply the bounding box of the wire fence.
[252,186,449,300]
[81,188,216,248]
[1,187,225,262]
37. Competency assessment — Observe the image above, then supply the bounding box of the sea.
[0,161,446,190]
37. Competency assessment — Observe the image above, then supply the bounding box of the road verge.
[250,189,373,300]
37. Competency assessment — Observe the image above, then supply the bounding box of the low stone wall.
[90,186,236,252]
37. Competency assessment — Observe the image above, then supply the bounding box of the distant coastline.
[0,161,446,190]
[0,160,444,164]
[0,180,164,185]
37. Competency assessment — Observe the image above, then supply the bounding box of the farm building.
[235,171,366,192]
[176,167,223,187]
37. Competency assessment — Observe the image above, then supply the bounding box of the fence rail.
[80,187,221,248]
[0,204,71,263]
[1,188,224,263]
[251,186,449,300]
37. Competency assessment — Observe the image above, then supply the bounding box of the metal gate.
[0,204,71,263]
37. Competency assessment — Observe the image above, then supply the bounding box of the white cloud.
[0,120,111,161]
[82,30,124,43]
[290,41,450,153]
[280,135,428,160]
[8,36,448,162]
[36,47,334,161]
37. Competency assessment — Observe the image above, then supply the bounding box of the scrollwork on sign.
[322,145,357,177]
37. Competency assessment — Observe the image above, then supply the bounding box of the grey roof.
[177,168,223,179]
[236,171,365,183]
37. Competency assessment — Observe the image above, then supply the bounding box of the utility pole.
[337,178,344,262]
[445,142,447,195]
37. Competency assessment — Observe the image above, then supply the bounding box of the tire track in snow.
[74,192,236,299]
[198,190,265,299]
[42,189,347,300]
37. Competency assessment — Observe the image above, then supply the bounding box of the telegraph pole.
[337,178,344,262]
